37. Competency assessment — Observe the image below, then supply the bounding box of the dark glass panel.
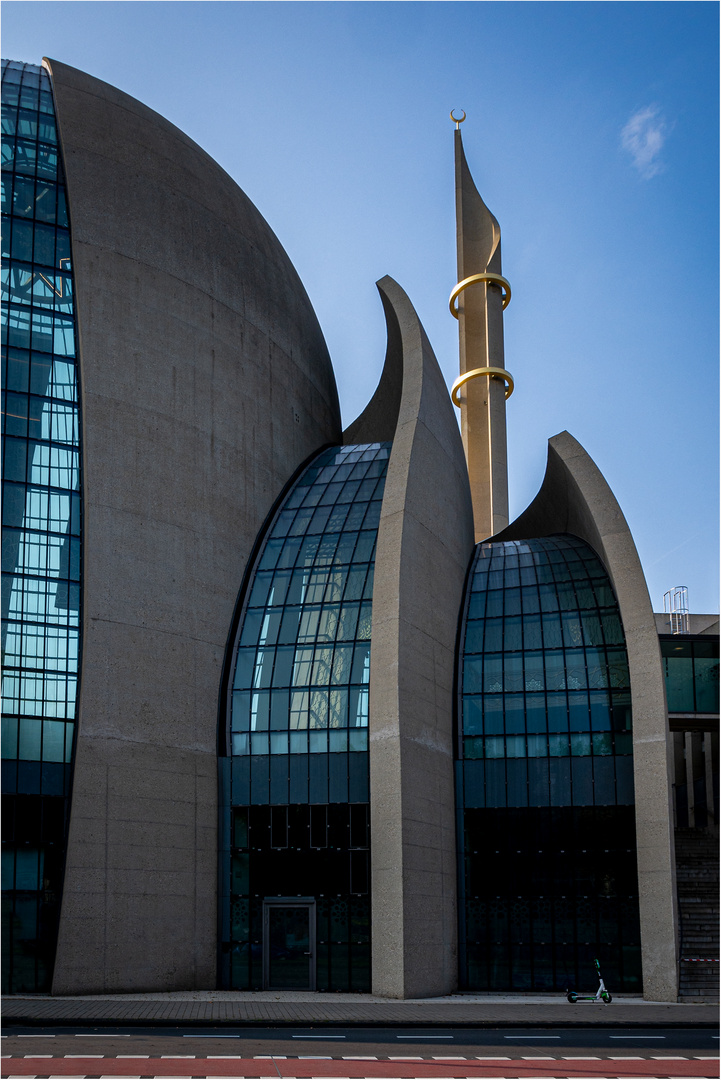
[233,808,249,849]
[692,639,717,659]
[482,695,504,734]
[288,756,308,803]
[504,694,524,734]
[614,757,635,804]
[328,753,348,803]
[694,656,719,712]
[4,351,30,394]
[268,905,311,989]
[592,757,615,805]
[2,438,27,481]
[571,758,593,804]
[568,691,590,731]
[525,694,546,733]
[231,758,250,805]
[348,753,369,802]
[546,694,568,732]
[270,757,289,805]
[506,759,528,806]
[611,692,632,732]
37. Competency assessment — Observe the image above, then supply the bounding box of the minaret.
[450,113,513,541]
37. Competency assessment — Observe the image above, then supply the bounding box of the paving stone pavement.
[1,995,717,1028]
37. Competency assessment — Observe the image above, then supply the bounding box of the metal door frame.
[262,897,316,991]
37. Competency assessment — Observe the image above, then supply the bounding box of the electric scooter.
[566,958,612,1003]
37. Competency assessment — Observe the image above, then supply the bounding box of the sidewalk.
[2,991,718,1027]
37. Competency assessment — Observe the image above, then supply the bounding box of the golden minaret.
[450,114,513,541]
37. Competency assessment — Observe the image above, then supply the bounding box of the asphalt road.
[2,1023,719,1059]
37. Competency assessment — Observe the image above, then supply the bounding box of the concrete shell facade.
[45,59,341,993]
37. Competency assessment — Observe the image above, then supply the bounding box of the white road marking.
[293,1035,346,1039]
[397,1035,453,1039]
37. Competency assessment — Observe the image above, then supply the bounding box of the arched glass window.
[220,443,390,992]
[1,60,81,994]
[456,536,641,993]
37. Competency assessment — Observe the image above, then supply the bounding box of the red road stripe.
[1,1059,718,1078]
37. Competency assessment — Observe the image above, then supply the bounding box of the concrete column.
[705,731,719,834]
[672,732,685,827]
[690,732,706,826]
[684,733,696,827]
[367,276,475,998]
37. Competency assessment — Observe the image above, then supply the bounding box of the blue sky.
[4,1,718,612]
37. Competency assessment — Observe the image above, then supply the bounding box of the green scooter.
[566,958,612,1004]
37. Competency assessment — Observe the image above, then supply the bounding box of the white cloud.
[620,105,668,179]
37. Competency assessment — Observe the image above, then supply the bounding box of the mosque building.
[1,58,717,1001]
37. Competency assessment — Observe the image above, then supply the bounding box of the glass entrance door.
[263,900,315,990]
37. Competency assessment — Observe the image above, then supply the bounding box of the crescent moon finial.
[450,109,466,129]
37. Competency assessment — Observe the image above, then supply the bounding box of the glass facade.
[1,60,80,993]
[219,443,390,991]
[456,535,641,992]
[660,636,719,714]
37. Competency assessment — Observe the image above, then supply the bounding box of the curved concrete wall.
[496,431,678,1002]
[368,276,475,998]
[342,290,403,445]
[45,58,341,993]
